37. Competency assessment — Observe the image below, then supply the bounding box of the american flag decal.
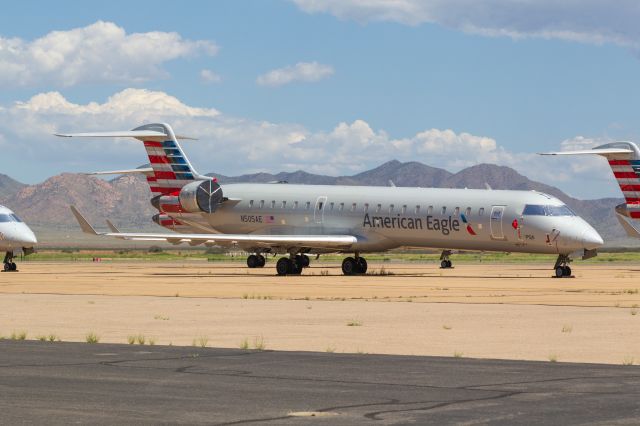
[609,159,640,218]
[265,216,275,224]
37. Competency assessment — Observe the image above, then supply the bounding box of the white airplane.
[540,141,640,238]
[0,205,37,271]
[58,123,603,278]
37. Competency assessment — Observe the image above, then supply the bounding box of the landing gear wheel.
[3,263,11,272]
[440,260,452,269]
[555,266,564,278]
[247,254,259,268]
[342,257,357,275]
[356,257,368,274]
[257,255,266,267]
[10,263,16,271]
[563,266,571,277]
[276,258,290,276]
[301,255,310,268]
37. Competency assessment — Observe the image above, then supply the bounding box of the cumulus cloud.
[200,69,222,83]
[292,0,640,48]
[0,88,616,198]
[0,21,218,87]
[257,62,334,87]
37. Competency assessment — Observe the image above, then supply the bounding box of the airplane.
[57,123,603,278]
[540,141,640,238]
[0,205,37,271]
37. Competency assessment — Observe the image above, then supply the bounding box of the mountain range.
[0,160,629,247]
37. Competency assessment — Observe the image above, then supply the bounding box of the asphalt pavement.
[0,341,639,424]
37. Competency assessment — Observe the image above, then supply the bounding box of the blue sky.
[1,0,639,198]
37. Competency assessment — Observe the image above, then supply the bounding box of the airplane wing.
[84,168,154,176]
[70,206,357,250]
[55,131,197,140]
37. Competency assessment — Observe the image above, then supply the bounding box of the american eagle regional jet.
[58,123,602,278]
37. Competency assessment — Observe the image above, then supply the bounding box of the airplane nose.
[582,227,603,250]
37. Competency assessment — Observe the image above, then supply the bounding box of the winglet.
[70,206,99,235]
[105,219,120,233]
[615,212,640,238]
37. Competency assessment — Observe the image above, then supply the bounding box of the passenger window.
[389,204,394,213]
[441,206,446,215]
[427,206,433,215]
[281,201,286,208]
[479,207,484,216]
[465,207,471,217]
[454,207,460,216]
[329,202,334,210]
[271,200,276,209]
[351,203,357,212]
[249,200,254,208]
[318,202,323,210]
[415,205,420,214]
[305,201,310,210]
[293,201,298,209]
[401,205,407,214]
[376,204,381,213]
[259,200,265,209]
[364,203,369,213]
[339,203,344,211]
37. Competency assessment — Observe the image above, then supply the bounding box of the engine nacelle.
[178,180,224,213]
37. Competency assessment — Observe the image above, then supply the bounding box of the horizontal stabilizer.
[85,168,154,176]
[538,148,633,156]
[55,131,196,140]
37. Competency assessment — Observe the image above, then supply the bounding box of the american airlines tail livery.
[58,123,602,278]
[541,142,640,239]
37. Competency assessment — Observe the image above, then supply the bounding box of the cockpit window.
[522,204,575,216]
[0,213,23,222]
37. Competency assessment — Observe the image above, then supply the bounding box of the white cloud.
[200,69,222,83]
[0,88,617,198]
[257,62,334,87]
[292,0,640,48]
[0,21,218,87]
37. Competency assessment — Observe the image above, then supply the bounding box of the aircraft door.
[314,196,327,224]
[490,205,506,240]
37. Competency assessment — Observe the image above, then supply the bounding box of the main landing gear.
[554,254,572,278]
[276,254,310,276]
[3,251,17,272]
[341,254,367,275]
[246,254,266,268]
[439,250,453,269]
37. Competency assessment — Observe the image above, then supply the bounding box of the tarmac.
[1,340,639,425]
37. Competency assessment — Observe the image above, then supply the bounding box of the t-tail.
[56,123,223,230]
[540,141,640,237]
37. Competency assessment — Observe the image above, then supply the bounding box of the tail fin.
[56,122,207,196]
[540,141,640,218]
[132,123,204,196]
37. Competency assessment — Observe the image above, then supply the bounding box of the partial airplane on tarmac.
[0,205,37,271]
[58,123,603,278]
[540,142,640,239]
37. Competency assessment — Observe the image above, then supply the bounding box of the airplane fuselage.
[177,184,601,256]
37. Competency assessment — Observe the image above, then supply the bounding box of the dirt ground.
[1,261,640,364]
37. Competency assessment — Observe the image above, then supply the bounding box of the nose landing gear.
[3,251,17,272]
[553,254,573,278]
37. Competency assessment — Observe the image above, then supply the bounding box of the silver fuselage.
[173,184,602,255]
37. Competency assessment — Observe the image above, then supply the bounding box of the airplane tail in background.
[540,141,640,236]
[56,122,207,196]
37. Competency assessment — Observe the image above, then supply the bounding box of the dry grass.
[85,332,99,344]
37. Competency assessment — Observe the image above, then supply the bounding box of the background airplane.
[58,123,602,278]
[0,205,37,271]
[540,142,640,238]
